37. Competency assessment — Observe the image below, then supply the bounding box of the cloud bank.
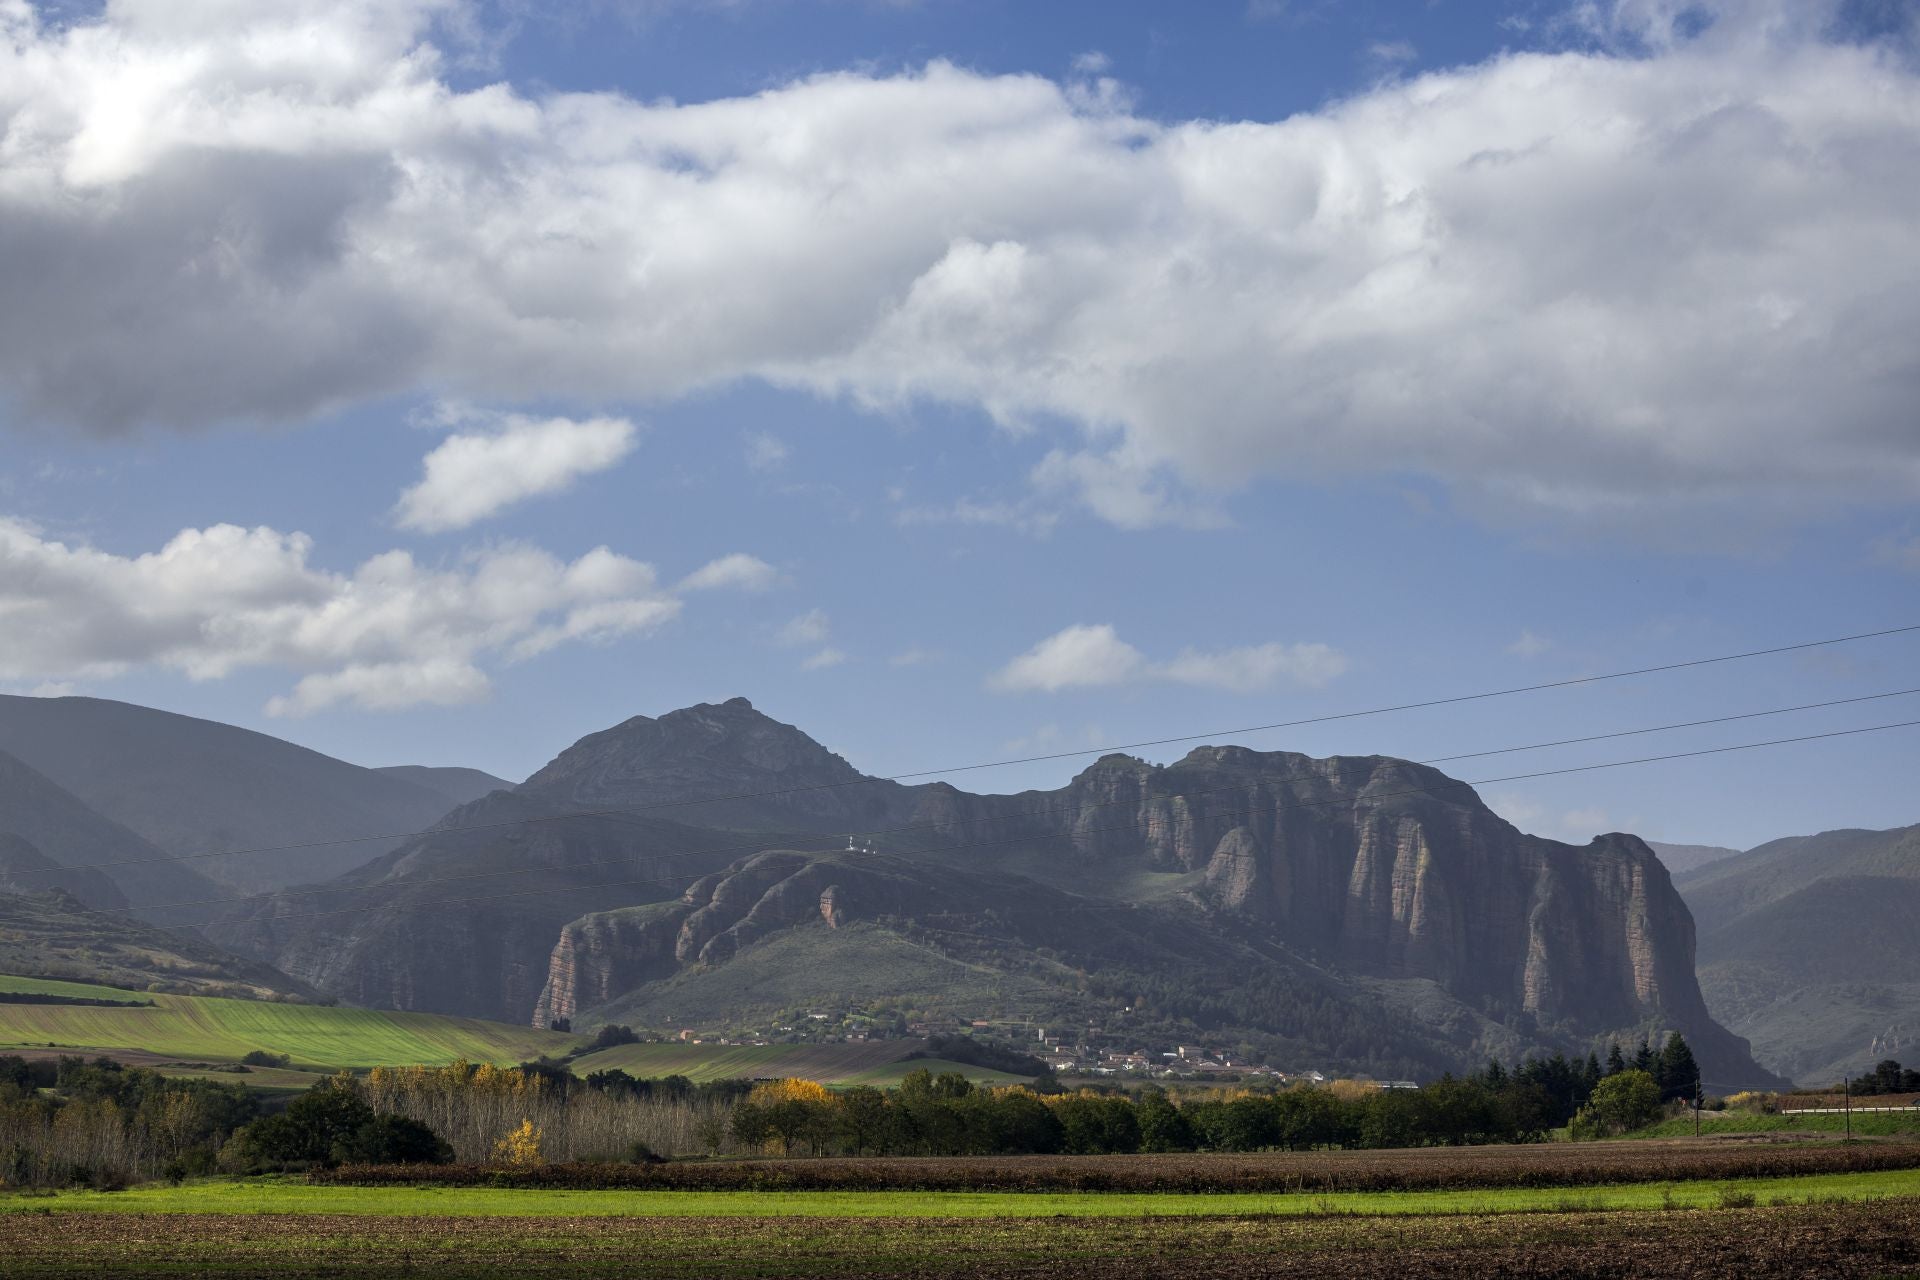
[0,1,1916,529]
[0,517,768,714]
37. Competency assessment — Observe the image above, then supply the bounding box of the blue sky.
[1,0,1917,850]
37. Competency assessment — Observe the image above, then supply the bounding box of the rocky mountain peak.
[516,698,908,831]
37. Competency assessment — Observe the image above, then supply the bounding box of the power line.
[154,714,1920,933]
[103,685,1920,918]
[19,621,1920,882]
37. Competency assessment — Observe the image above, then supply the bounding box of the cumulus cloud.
[989,625,1147,693]
[0,2,1917,531]
[988,623,1346,694]
[0,516,732,714]
[679,552,778,592]
[395,413,638,532]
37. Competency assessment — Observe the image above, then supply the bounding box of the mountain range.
[0,695,513,894]
[15,691,1903,1086]
[1676,824,1920,1084]
[200,697,1778,1085]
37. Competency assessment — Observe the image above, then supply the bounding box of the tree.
[1605,1043,1626,1077]
[331,1113,452,1166]
[1656,1033,1698,1102]
[493,1118,544,1167]
[1135,1091,1196,1153]
[1569,1070,1662,1139]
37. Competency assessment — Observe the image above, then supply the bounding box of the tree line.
[0,1034,1702,1187]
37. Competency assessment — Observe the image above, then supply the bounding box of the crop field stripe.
[0,977,571,1068]
[0,975,148,1001]
[8,1168,1920,1218]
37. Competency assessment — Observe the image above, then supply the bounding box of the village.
[659,1004,1420,1088]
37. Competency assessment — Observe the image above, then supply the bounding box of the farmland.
[0,974,573,1070]
[0,1188,1915,1277]
[310,1138,1920,1193]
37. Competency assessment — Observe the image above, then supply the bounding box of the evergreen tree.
[1632,1038,1655,1074]
[1583,1052,1603,1097]
[1657,1032,1698,1101]
[1606,1043,1626,1077]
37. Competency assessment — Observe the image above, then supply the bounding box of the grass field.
[569,1041,1028,1086]
[0,974,573,1070]
[6,1166,1920,1217]
[0,975,157,1001]
[1635,1112,1920,1139]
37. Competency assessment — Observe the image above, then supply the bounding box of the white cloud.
[679,552,778,592]
[800,646,847,670]
[0,3,1916,533]
[0,517,698,714]
[891,494,1061,538]
[395,413,638,532]
[1507,629,1553,658]
[744,432,790,471]
[987,623,1344,694]
[987,624,1147,693]
[777,608,831,647]
[1160,641,1349,692]
[888,647,940,667]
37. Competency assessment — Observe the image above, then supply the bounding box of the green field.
[1635,1111,1920,1139]
[0,974,573,1070]
[5,1167,1919,1217]
[0,975,156,1001]
[570,1041,1029,1086]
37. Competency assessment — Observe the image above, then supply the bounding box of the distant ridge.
[376,765,515,808]
[1647,840,1742,876]
[0,695,479,893]
[1678,823,1920,1083]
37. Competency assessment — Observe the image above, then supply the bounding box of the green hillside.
[0,973,573,1070]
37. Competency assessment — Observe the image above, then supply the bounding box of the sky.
[1,0,1917,851]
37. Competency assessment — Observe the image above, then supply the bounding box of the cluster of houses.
[663,1007,1420,1089]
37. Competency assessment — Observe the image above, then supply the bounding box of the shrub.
[240,1050,291,1069]
[1569,1070,1662,1139]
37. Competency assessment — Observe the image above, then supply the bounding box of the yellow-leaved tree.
[493,1118,544,1167]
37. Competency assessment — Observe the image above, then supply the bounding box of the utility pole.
[1695,1072,1702,1138]
[1845,1074,1852,1141]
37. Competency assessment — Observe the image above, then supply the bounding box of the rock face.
[218,697,1769,1081]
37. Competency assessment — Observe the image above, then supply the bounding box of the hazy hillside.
[0,890,320,1000]
[0,748,219,924]
[0,695,474,893]
[375,765,514,808]
[1677,824,1920,935]
[215,698,1779,1085]
[1647,841,1742,876]
[1679,824,1920,1083]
